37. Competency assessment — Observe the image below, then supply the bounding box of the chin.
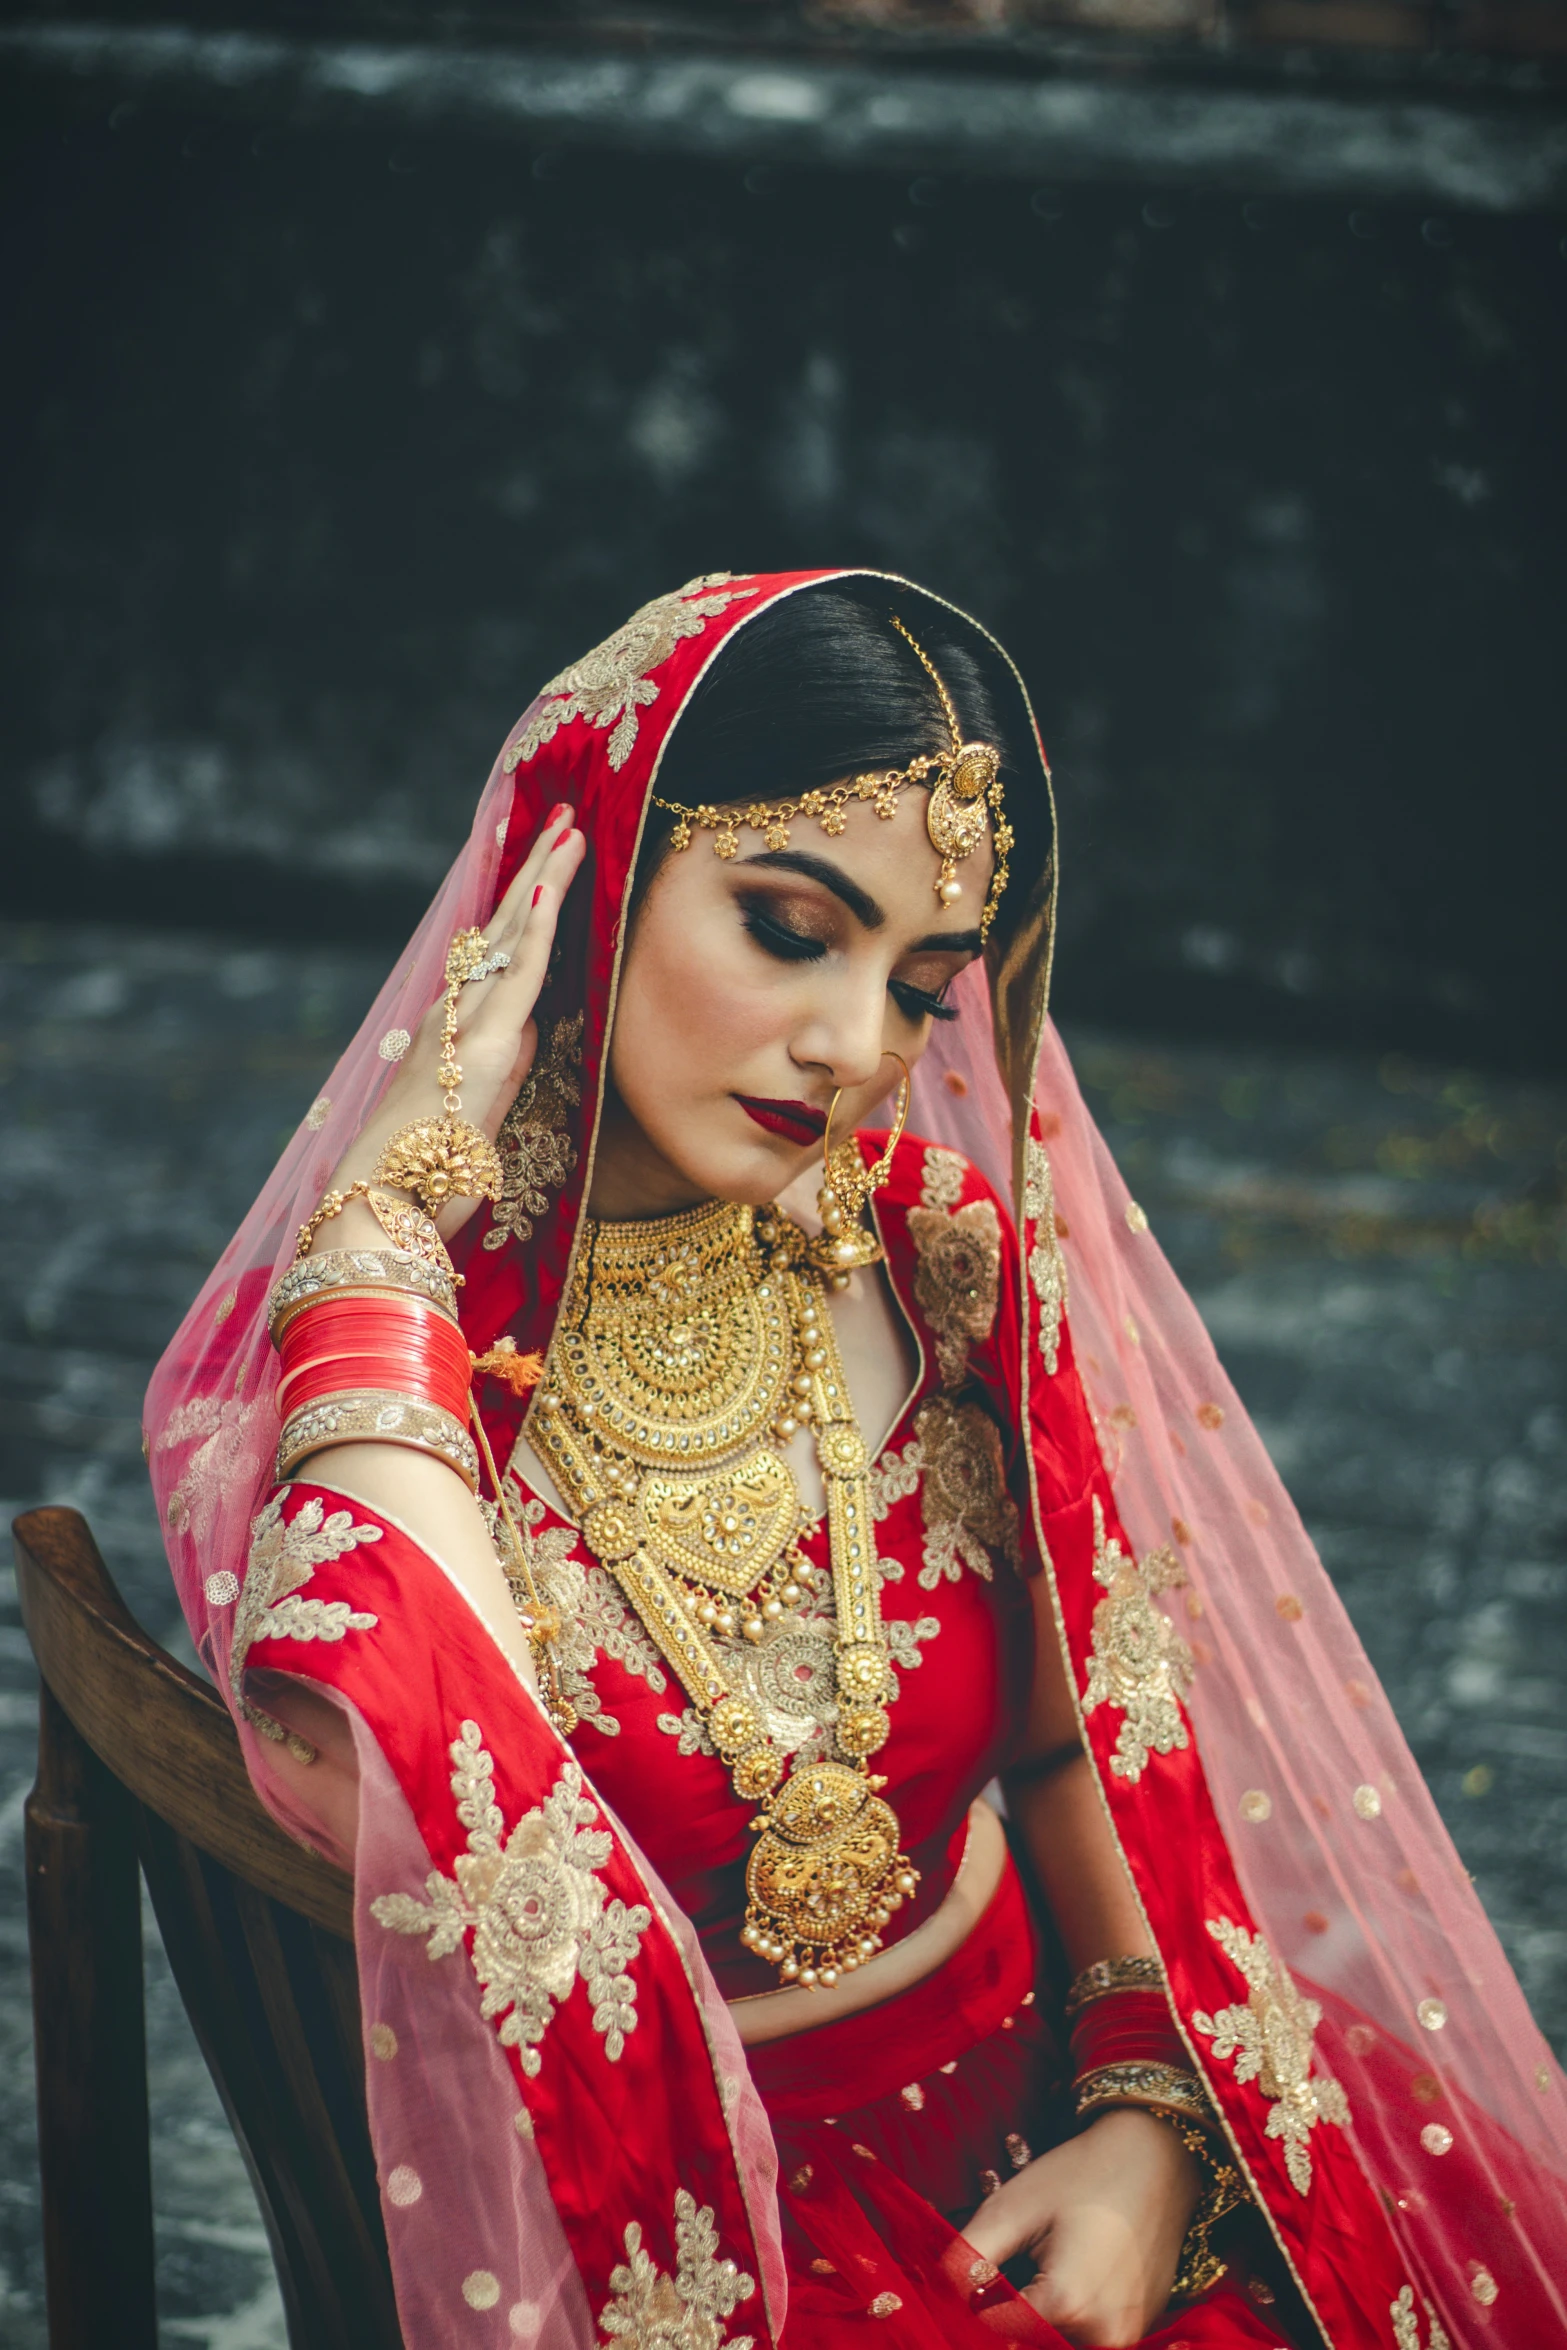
[676,1125,819,1210]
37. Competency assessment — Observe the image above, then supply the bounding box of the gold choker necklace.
[529,1197,918,1987]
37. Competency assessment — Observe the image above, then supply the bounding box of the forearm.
[1004,1749,1153,1975]
[296,1441,540,1691]
[1007,1569,1153,1973]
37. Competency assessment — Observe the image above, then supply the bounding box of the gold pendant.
[530,1199,918,1986]
[742,1762,917,1988]
[637,1451,799,1597]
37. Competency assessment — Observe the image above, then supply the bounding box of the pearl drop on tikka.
[938,876,963,904]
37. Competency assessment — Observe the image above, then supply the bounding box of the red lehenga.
[146,571,1567,2350]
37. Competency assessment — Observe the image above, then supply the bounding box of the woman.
[147,572,1566,2349]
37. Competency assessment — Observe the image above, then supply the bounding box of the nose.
[792,971,889,1095]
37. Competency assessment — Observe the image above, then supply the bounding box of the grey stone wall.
[3,39,1565,1064]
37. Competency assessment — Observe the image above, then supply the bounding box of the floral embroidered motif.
[496,1482,668,1736]
[158,1391,271,1547]
[1192,1917,1350,2195]
[229,1492,381,1755]
[919,1144,967,1212]
[1391,2287,1450,2350]
[1023,1136,1067,1377]
[869,1437,923,1519]
[658,1595,936,1764]
[659,1707,717,1758]
[906,1198,1002,1389]
[1080,1495,1192,1781]
[885,1614,942,1674]
[507,577,755,773]
[915,1396,1020,1588]
[371,1723,650,2076]
[486,1013,584,1250]
[599,2189,756,2350]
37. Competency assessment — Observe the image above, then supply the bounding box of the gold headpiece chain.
[651,616,1014,940]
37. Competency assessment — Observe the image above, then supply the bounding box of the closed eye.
[891,979,958,1024]
[740,903,826,964]
[742,896,960,1020]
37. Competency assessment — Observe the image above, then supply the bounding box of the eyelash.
[741,905,959,1024]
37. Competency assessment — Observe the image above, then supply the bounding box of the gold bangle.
[1162,2117,1247,2302]
[267,1249,459,1342]
[1073,2061,1214,2132]
[276,1388,480,1491]
[292,1179,459,1282]
[1064,1954,1167,2018]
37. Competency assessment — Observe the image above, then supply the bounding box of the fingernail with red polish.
[532,884,544,908]
[544,802,568,828]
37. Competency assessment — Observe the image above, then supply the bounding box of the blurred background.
[2,3,1565,2341]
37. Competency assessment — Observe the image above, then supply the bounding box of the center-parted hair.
[633,579,1043,936]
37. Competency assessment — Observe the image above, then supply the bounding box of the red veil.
[145,572,1566,2348]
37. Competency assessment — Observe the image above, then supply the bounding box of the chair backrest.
[15,1505,402,2350]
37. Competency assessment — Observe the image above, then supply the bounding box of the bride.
[148,571,1565,2348]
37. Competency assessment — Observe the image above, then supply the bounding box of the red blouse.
[515,1137,1039,1999]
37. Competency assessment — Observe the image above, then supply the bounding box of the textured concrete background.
[1,918,1563,2343]
[5,61,1566,1067]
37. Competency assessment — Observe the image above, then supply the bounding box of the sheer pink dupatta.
[913,965,1567,2336]
[143,736,788,2350]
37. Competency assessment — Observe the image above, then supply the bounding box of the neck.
[585,1085,710,1222]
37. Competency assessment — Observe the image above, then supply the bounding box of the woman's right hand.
[316,804,585,1249]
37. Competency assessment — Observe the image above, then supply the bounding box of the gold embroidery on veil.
[599,2188,757,2350]
[1022,1134,1067,1378]
[371,1722,651,2076]
[505,577,755,773]
[1192,1918,1350,2195]
[486,1012,584,1250]
[227,1491,382,1759]
[1391,2286,1451,2350]
[1080,1495,1191,1782]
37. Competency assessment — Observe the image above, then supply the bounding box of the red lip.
[735,1095,828,1146]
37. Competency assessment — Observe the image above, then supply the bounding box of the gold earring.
[811,1054,911,1289]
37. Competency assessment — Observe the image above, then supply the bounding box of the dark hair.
[635,579,1046,939]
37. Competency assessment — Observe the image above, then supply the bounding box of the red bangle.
[1069,1989,1188,2079]
[277,1296,473,1423]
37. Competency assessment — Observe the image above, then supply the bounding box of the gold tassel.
[470,1336,546,1397]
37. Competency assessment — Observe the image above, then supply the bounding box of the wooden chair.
[14,1505,403,2350]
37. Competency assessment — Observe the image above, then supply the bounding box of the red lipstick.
[735,1096,828,1147]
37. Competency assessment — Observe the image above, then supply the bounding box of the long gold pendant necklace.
[528,1197,919,1988]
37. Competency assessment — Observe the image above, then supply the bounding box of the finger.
[512,825,586,954]
[955,2205,1023,2267]
[490,802,576,931]
[479,827,585,1012]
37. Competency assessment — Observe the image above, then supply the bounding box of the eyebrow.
[737,850,885,929]
[909,927,983,955]
[736,852,984,960]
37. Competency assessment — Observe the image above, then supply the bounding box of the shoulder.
[861,1128,1019,1394]
[864,1128,1015,1235]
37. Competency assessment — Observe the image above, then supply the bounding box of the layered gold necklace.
[529,1197,919,1988]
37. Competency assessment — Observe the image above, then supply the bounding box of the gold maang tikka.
[651,616,1014,938]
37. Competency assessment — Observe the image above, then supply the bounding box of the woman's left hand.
[959,2108,1201,2348]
